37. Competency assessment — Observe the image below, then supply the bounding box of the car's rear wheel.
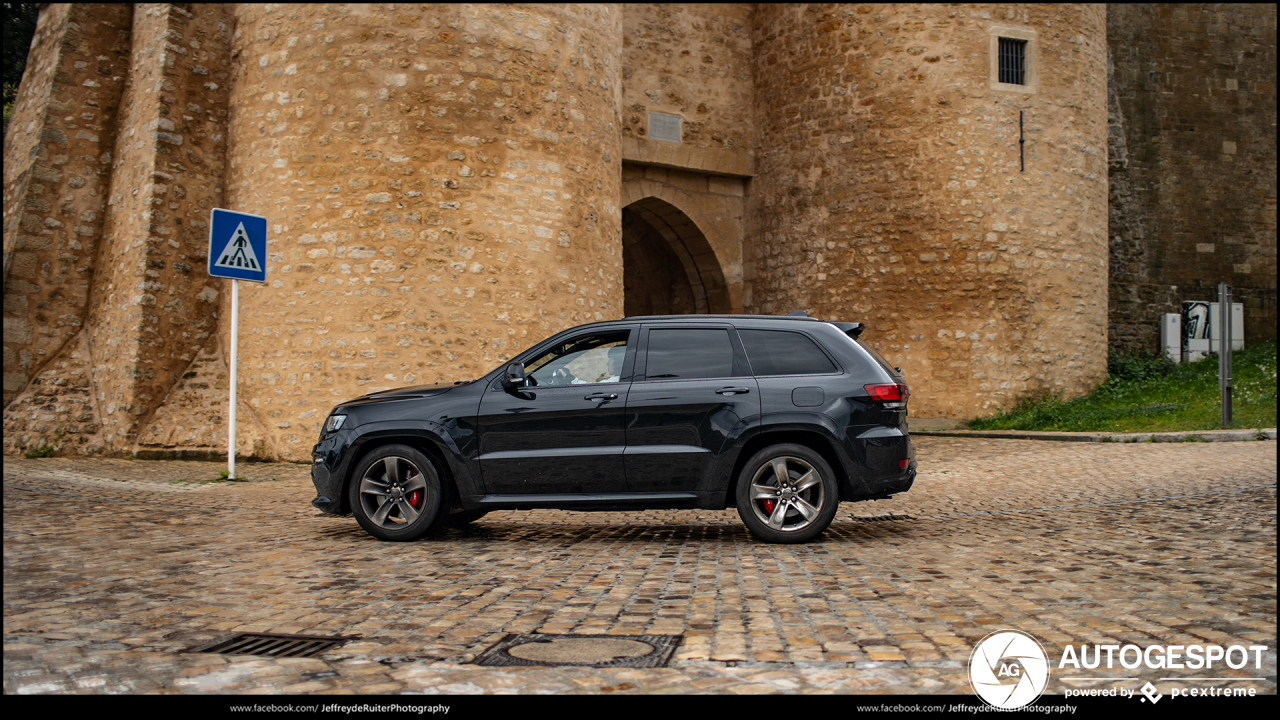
[349,444,444,541]
[735,443,838,543]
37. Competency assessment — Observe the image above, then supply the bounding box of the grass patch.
[23,444,58,459]
[968,342,1277,433]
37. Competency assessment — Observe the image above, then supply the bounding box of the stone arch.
[620,181,738,316]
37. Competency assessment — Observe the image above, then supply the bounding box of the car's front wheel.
[735,443,838,543]
[349,444,444,541]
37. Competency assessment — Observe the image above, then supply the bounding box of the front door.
[624,325,760,494]
[477,329,633,494]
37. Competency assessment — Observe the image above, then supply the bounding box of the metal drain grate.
[473,633,681,668]
[191,632,351,658]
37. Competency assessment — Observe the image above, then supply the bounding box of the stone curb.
[912,428,1277,443]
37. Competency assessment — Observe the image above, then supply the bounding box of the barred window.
[998,37,1027,85]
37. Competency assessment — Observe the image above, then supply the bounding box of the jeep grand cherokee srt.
[311,314,915,543]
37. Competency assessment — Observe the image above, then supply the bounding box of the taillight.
[864,383,909,405]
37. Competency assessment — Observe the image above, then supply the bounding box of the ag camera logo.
[969,629,1050,709]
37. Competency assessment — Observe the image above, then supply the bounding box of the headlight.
[324,414,347,433]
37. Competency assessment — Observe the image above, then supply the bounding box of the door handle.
[716,387,751,395]
[584,392,618,401]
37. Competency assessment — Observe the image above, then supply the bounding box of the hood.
[339,382,463,408]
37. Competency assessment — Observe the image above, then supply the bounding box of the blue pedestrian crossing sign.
[208,209,268,283]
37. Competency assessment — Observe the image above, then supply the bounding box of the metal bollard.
[1218,283,1232,426]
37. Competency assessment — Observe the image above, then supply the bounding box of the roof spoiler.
[831,321,865,337]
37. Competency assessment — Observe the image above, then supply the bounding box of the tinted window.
[854,337,900,378]
[646,329,734,380]
[525,331,628,386]
[739,329,837,376]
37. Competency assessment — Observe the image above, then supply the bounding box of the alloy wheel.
[357,456,428,530]
[748,456,825,532]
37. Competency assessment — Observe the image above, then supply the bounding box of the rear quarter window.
[739,329,838,376]
[854,337,901,378]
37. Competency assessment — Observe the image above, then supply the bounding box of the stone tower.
[222,4,623,456]
[749,4,1110,419]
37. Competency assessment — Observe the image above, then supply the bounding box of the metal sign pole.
[207,208,266,480]
[1219,283,1232,427]
[229,278,238,480]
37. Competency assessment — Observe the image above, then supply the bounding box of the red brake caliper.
[763,499,775,514]
[406,470,422,508]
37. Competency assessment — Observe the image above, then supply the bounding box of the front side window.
[645,328,735,380]
[739,329,838,376]
[525,332,628,386]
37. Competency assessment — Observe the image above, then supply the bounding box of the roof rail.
[622,313,824,322]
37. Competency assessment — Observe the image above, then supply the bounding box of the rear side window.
[646,329,734,379]
[855,337,900,378]
[739,329,838,376]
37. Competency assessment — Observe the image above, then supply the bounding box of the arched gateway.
[622,196,732,317]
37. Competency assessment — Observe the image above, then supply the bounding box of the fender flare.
[715,414,868,504]
[341,420,481,504]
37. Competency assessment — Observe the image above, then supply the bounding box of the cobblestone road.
[4,437,1276,695]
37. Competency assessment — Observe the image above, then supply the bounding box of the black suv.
[311,314,916,543]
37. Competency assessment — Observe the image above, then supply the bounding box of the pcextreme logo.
[969,629,1051,709]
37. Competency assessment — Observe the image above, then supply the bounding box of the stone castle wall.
[3,3,1273,459]
[621,3,755,154]
[748,4,1110,419]
[1107,4,1277,352]
[88,3,234,454]
[3,4,131,453]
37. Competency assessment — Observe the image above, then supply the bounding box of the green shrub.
[967,342,1275,433]
[23,443,57,459]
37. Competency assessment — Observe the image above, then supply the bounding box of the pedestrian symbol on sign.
[214,223,261,271]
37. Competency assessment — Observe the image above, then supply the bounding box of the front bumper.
[310,435,347,515]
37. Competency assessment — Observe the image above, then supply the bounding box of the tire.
[348,444,445,541]
[735,443,839,544]
[448,509,489,526]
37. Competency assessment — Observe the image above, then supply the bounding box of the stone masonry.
[3,3,1275,460]
[2,4,132,447]
[220,4,623,455]
[87,3,234,454]
[1107,4,1277,351]
[748,4,1110,418]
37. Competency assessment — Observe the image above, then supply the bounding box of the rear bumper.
[841,425,915,500]
[879,463,917,496]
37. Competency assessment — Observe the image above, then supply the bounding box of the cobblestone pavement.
[4,438,1276,695]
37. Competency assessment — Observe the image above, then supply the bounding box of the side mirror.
[501,361,526,389]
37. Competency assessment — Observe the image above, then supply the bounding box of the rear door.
[623,324,760,493]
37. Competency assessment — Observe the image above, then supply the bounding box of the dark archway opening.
[622,197,730,317]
